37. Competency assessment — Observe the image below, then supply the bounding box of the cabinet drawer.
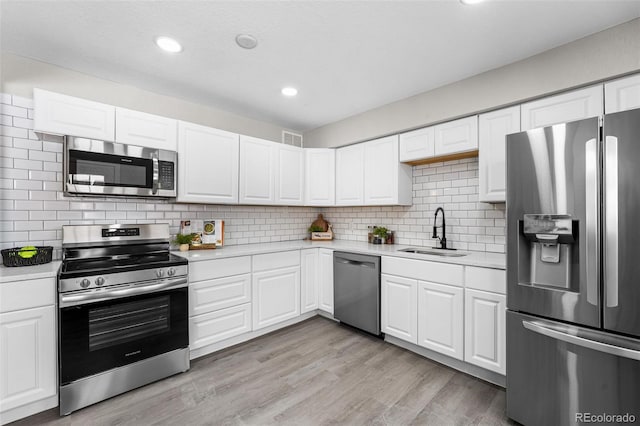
[382,256,463,286]
[465,266,506,294]
[189,273,251,317]
[189,256,251,283]
[0,278,55,313]
[252,250,300,272]
[189,303,252,350]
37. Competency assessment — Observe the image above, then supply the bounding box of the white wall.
[304,18,640,148]
[0,53,290,143]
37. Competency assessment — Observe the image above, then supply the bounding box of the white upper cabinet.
[434,116,478,157]
[478,106,521,203]
[33,88,115,140]
[399,126,435,162]
[605,74,640,114]
[335,143,365,206]
[364,135,412,206]
[304,149,335,206]
[115,107,177,150]
[177,121,239,204]
[239,135,277,205]
[521,85,603,131]
[276,144,304,205]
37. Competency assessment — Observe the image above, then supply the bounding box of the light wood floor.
[14,317,514,425]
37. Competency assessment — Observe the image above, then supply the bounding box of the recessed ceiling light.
[460,0,484,4]
[236,34,258,49]
[281,87,298,97]
[155,36,182,53]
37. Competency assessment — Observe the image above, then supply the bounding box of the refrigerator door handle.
[604,136,619,308]
[523,320,640,361]
[585,138,599,306]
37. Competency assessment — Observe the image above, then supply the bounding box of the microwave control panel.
[158,161,175,190]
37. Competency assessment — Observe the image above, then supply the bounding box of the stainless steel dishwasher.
[333,251,381,336]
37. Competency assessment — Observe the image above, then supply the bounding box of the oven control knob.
[80,278,91,288]
[156,269,165,278]
[167,267,176,277]
[95,277,105,286]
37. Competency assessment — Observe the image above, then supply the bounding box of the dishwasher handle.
[335,258,376,269]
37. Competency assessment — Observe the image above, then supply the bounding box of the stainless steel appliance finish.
[397,247,467,257]
[506,109,640,426]
[58,223,189,415]
[64,136,177,198]
[333,252,381,336]
[59,348,189,416]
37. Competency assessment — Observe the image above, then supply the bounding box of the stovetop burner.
[60,252,187,280]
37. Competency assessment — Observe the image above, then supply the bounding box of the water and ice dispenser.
[518,214,578,290]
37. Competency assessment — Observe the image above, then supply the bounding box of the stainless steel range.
[57,223,189,415]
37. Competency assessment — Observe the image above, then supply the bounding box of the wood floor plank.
[11,317,513,426]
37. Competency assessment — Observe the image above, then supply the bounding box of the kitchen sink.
[398,247,468,257]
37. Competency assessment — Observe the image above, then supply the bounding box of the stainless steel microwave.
[64,136,177,198]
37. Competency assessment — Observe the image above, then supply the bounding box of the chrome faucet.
[432,207,448,249]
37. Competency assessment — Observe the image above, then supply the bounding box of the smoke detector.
[236,34,258,49]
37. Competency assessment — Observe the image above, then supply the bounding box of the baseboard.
[385,335,506,388]
[0,395,58,425]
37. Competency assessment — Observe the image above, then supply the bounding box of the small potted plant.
[308,224,325,240]
[173,233,195,252]
[372,227,389,245]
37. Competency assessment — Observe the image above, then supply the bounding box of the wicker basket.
[1,246,53,267]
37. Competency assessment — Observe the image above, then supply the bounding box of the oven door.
[59,284,188,385]
[65,136,167,197]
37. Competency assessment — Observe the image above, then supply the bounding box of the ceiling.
[2,1,639,132]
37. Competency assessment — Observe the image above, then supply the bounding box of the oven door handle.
[59,277,188,308]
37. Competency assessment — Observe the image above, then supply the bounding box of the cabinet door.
[276,144,304,205]
[300,249,319,313]
[605,74,640,114]
[521,85,603,131]
[239,135,276,205]
[478,106,520,203]
[115,107,177,150]
[318,248,334,314]
[304,149,335,206]
[189,273,251,317]
[177,121,239,204]
[252,266,301,330]
[335,143,364,206]
[364,135,401,205]
[464,289,506,374]
[189,303,252,350]
[33,88,115,140]
[0,306,56,413]
[417,281,463,360]
[381,274,417,344]
[434,116,478,156]
[399,127,435,162]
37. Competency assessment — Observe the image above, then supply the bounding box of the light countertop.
[0,261,61,284]
[174,240,506,270]
[0,240,505,285]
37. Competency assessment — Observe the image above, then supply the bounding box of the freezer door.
[506,117,600,327]
[507,311,640,426]
[603,108,640,338]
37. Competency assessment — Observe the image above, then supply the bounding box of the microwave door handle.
[152,152,160,195]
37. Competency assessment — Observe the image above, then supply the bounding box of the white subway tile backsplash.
[13,138,42,151]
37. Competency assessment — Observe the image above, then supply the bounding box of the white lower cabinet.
[252,251,301,330]
[318,248,334,314]
[188,257,252,354]
[300,249,319,313]
[0,303,56,423]
[190,303,252,350]
[464,289,506,375]
[381,274,418,344]
[417,281,464,360]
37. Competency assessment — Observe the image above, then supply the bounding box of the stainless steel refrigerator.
[506,108,640,426]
